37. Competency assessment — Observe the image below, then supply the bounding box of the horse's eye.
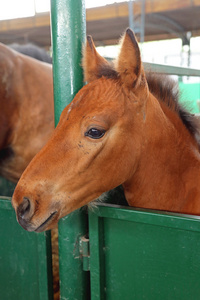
[85,128,106,139]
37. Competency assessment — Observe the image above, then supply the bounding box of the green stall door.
[0,198,53,300]
[89,204,200,300]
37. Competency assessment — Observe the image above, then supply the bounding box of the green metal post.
[50,1,89,299]
[51,0,86,126]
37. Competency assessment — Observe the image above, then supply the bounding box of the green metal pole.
[50,1,89,299]
[51,0,86,126]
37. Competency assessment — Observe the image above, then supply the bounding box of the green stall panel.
[0,176,16,197]
[50,0,89,299]
[89,204,200,300]
[0,198,53,300]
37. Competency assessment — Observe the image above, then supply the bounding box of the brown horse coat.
[0,43,54,182]
[12,29,200,232]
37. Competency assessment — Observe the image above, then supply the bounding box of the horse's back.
[0,42,53,116]
[0,42,54,182]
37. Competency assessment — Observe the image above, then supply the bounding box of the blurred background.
[1,0,200,112]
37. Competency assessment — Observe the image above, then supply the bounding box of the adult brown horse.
[0,43,54,182]
[12,28,200,233]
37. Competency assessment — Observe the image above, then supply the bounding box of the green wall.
[179,82,200,113]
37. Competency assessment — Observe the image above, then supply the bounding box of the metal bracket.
[79,236,90,271]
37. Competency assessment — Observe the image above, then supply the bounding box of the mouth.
[35,211,58,232]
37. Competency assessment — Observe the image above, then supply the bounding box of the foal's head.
[12,29,158,231]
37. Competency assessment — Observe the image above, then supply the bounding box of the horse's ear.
[82,35,110,82]
[115,28,144,89]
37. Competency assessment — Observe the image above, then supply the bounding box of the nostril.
[17,197,31,220]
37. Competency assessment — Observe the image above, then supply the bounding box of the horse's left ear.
[115,28,145,89]
[82,35,110,83]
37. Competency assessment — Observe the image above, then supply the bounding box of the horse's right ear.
[82,35,110,82]
[115,28,145,89]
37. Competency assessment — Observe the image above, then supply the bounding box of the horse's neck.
[123,96,200,215]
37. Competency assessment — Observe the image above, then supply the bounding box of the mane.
[9,43,52,64]
[146,72,200,140]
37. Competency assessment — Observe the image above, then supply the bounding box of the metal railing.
[144,62,200,77]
